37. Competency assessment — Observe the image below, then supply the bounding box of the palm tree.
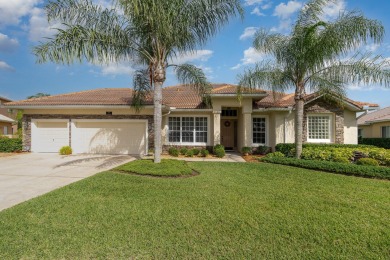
[239,0,390,158]
[33,0,243,163]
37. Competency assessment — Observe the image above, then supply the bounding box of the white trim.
[165,114,211,146]
[4,105,155,109]
[251,115,269,146]
[307,113,333,143]
[170,109,213,112]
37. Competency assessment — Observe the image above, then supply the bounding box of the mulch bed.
[242,155,265,163]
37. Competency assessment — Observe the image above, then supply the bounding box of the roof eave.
[4,104,156,109]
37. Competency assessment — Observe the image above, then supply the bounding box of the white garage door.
[71,120,147,155]
[31,120,69,153]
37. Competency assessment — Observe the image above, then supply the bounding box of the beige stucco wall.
[344,110,358,144]
[359,122,390,138]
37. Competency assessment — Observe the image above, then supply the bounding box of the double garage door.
[31,119,148,155]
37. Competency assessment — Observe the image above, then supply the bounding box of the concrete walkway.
[0,153,136,211]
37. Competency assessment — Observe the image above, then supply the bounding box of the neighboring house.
[0,96,15,136]
[5,84,372,155]
[358,107,390,138]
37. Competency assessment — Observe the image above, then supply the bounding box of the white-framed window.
[3,126,8,135]
[307,114,332,143]
[168,116,208,145]
[382,126,390,138]
[358,128,363,138]
[252,116,268,145]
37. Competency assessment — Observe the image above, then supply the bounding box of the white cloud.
[239,27,258,40]
[320,0,345,21]
[365,43,380,52]
[261,3,273,10]
[245,0,266,6]
[0,0,43,27]
[0,33,19,52]
[251,7,265,16]
[231,47,266,70]
[270,18,292,32]
[274,1,302,19]
[28,8,63,42]
[99,62,135,76]
[171,50,213,64]
[0,60,14,71]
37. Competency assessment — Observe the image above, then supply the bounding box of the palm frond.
[173,63,212,107]
[253,29,290,61]
[131,69,153,112]
[296,0,337,27]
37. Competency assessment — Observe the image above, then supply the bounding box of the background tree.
[239,0,390,158]
[34,0,243,163]
[27,93,51,99]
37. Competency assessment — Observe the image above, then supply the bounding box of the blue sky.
[0,0,389,107]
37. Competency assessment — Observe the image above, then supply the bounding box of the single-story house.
[0,96,16,136]
[5,84,374,155]
[358,106,390,138]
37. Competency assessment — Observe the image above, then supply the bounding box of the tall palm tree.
[34,0,243,163]
[239,0,390,158]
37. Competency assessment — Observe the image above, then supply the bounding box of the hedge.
[359,138,390,149]
[261,156,390,180]
[275,143,376,157]
[0,138,22,152]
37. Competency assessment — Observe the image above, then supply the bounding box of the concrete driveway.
[0,153,136,211]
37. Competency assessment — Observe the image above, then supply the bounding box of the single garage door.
[31,120,69,153]
[71,120,147,155]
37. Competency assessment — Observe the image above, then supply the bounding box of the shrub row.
[0,138,22,152]
[241,145,270,155]
[275,143,375,156]
[168,147,213,158]
[261,156,390,180]
[359,138,390,149]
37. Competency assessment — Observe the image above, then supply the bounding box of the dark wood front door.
[221,120,235,149]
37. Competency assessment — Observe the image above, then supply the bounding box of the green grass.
[115,159,193,176]
[1,163,390,259]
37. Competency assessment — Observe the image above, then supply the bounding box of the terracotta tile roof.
[5,88,152,107]
[5,84,375,110]
[0,96,12,103]
[358,107,390,125]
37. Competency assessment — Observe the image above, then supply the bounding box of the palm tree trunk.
[294,83,305,158]
[153,80,163,163]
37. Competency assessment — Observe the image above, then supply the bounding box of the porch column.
[213,110,221,145]
[243,112,252,147]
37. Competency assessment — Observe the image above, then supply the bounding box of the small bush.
[275,143,375,157]
[356,158,379,166]
[264,152,285,158]
[261,157,390,180]
[180,147,188,155]
[256,145,270,155]
[0,138,22,152]
[332,156,350,164]
[59,146,72,155]
[192,148,200,156]
[213,144,225,158]
[168,147,179,157]
[185,150,194,157]
[241,146,252,155]
[201,149,209,157]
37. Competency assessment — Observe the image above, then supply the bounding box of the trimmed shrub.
[264,152,285,158]
[201,149,209,157]
[261,157,390,180]
[185,150,194,157]
[213,144,225,158]
[241,146,252,155]
[359,138,390,149]
[192,148,200,156]
[275,143,375,157]
[180,147,188,155]
[256,145,270,155]
[59,146,72,155]
[356,158,379,166]
[168,147,179,157]
[0,138,22,152]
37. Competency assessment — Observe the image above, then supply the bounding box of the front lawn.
[1,163,389,259]
[115,159,194,176]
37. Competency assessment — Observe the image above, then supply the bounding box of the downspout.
[284,106,293,143]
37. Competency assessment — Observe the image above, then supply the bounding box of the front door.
[221,120,235,149]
